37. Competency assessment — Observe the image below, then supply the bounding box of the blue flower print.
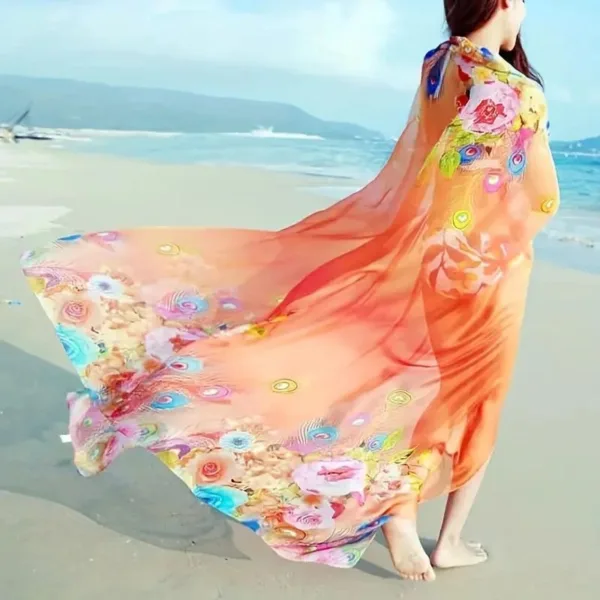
[55,324,99,369]
[219,431,255,452]
[193,485,249,516]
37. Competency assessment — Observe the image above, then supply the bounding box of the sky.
[0,0,598,139]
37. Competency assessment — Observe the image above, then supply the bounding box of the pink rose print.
[460,81,520,134]
[292,460,366,498]
[284,501,336,531]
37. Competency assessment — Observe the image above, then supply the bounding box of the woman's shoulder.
[423,38,546,96]
[452,48,548,131]
[421,38,549,133]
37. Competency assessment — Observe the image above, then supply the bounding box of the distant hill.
[551,137,600,154]
[0,74,383,140]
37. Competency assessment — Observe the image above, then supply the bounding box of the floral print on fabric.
[423,229,510,297]
[421,37,557,298]
[459,81,520,134]
[21,37,559,570]
[62,382,435,566]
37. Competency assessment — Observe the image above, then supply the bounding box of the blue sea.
[54,129,600,273]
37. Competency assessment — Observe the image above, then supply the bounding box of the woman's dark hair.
[444,0,543,87]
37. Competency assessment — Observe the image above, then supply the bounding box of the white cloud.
[20,0,411,81]
[163,0,398,80]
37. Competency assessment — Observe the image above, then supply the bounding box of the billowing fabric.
[22,37,559,568]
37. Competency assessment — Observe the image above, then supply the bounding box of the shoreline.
[2,142,600,274]
[1,141,599,598]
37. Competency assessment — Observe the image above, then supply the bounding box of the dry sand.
[1,144,599,599]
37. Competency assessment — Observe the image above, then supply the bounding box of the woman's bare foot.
[430,538,488,569]
[383,517,436,581]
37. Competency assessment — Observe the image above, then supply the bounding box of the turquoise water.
[58,131,600,272]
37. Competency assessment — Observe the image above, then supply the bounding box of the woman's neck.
[465,24,504,55]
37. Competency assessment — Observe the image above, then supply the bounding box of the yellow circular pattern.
[157,243,181,256]
[271,378,299,394]
[386,389,413,407]
[452,210,472,230]
[272,526,306,541]
[540,197,557,214]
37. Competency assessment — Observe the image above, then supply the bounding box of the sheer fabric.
[22,37,559,567]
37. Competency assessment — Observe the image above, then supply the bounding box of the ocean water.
[54,129,600,272]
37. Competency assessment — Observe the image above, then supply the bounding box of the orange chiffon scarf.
[21,37,559,567]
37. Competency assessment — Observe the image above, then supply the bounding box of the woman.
[22,0,558,583]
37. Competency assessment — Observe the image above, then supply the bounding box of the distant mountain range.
[0,74,383,140]
[2,74,598,148]
[551,137,600,154]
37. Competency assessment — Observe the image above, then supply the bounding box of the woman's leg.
[382,497,436,582]
[430,457,491,568]
[382,455,491,579]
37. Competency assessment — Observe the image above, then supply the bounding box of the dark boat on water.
[1,105,53,143]
[15,130,53,141]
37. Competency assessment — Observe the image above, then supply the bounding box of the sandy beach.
[1,144,599,600]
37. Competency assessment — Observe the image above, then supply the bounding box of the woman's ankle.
[436,531,462,547]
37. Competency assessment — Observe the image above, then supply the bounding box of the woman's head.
[444,0,542,86]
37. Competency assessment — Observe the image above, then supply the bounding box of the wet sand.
[1,145,598,599]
